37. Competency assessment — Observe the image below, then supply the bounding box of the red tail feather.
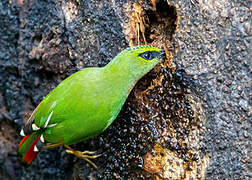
[19,135,29,147]
[19,135,40,165]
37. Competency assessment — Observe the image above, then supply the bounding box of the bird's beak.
[159,49,166,59]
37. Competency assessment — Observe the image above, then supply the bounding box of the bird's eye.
[138,52,153,60]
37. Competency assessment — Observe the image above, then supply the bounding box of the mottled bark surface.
[0,0,250,179]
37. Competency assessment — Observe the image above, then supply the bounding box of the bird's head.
[114,45,166,78]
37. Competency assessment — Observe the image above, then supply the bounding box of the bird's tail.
[18,132,41,165]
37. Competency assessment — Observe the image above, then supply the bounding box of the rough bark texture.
[0,0,251,179]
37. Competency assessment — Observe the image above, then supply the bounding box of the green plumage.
[18,45,164,163]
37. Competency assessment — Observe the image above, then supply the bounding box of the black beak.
[159,49,166,58]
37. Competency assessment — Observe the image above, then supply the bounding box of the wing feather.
[25,101,42,126]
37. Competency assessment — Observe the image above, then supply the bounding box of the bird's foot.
[64,145,101,169]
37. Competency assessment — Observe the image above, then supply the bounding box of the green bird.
[18,45,165,167]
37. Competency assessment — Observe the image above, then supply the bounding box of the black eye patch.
[138,51,161,61]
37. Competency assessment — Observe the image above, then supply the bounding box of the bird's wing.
[21,74,78,135]
[21,67,101,136]
[20,100,57,136]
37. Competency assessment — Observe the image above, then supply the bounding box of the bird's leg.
[64,144,101,169]
[43,142,64,149]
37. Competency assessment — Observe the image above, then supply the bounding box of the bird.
[18,45,165,167]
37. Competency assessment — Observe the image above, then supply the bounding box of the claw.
[81,151,96,155]
[81,152,101,159]
[65,145,101,169]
